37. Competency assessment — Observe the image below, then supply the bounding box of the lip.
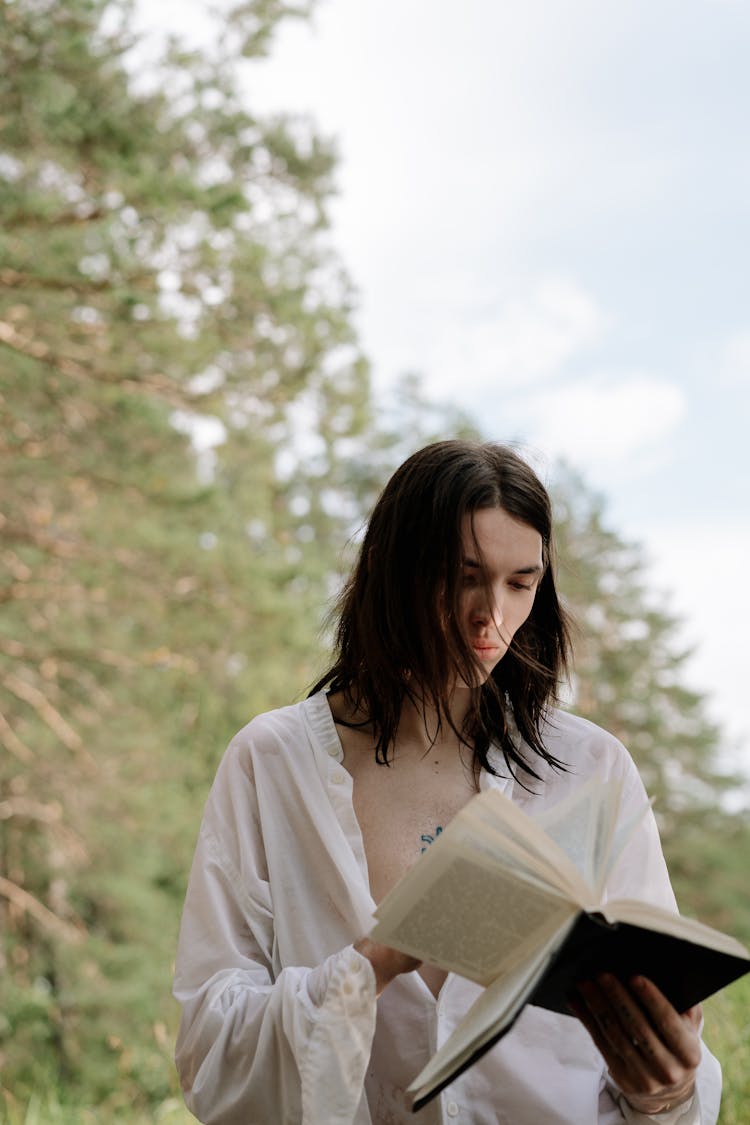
[471,642,501,658]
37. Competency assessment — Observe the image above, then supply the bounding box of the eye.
[509,581,534,592]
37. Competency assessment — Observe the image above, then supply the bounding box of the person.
[173,440,721,1124]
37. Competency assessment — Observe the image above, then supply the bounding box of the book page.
[605,899,750,958]
[597,798,652,897]
[448,822,577,899]
[461,788,593,902]
[372,787,589,934]
[407,920,572,1102]
[535,774,618,890]
[372,845,577,985]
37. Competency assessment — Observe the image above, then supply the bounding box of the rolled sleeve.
[173,728,378,1125]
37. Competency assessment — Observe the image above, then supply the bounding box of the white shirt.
[173,692,722,1125]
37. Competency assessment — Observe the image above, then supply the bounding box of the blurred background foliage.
[0,0,747,1119]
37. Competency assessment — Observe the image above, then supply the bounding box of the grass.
[0,1096,194,1125]
[703,973,750,1124]
[2,978,748,1123]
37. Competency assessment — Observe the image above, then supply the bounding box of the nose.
[471,590,504,631]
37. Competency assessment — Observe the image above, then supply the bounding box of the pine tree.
[552,467,750,939]
[0,0,373,1109]
[2,1,746,1109]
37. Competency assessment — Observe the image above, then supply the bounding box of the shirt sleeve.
[597,755,723,1125]
[172,737,377,1125]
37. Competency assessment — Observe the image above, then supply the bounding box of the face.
[457,507,544,682]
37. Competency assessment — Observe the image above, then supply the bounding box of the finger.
[573,976,703,1110]
[574,977,692,1102]
[595,975,686,1086]
[599,973,704,1100]
[573,980,653,1087]
[630,978,703,1068]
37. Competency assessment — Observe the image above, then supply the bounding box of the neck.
[328,682,477,763]
[394,684,474,757]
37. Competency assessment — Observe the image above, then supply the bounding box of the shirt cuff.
[299,945,377,1125]
[304,943,376,1012]
[617,1090,698,1124]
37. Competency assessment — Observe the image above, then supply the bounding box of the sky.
[134,0,750,777]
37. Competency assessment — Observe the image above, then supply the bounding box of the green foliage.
[0,1089,193,1125]
[1,0,747,1116]
[0,0,372,1108]
[553,467,750,942]
[704,975,750,1124]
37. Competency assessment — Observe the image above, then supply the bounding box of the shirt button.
[331,771,345,784]
[327,745,339,757]
[446,1101,459,1117]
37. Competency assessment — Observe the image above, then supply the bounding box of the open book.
[369,777,750,1112]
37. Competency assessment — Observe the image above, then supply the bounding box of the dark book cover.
[411,912,750,1112]
[530,911,750,1017]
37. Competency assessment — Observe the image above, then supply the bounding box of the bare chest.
[339,732,478,905]
[340,733,477,999]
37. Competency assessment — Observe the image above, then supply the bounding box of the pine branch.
[1,672,96,770]
[0,875,85,944]
[5,206,106,229]
[0,797,89,866]
[0,518,82,559]
[0,707,34,762]
[0,266,156,293]
[0,319,192,407]
[0,796,62,824]
[0,637,135,671]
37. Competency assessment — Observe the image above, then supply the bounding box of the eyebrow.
[462,557,543,575]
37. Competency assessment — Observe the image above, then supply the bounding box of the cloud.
[510,375,687,472]
[641,520,750,764]
[399,277,606,397]
[720,331,750,387]
[477,279,605,383]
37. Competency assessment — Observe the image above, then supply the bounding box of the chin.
[456,667,497,690]
[451,649,507,691]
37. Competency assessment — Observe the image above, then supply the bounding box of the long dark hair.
[311,440,572,781]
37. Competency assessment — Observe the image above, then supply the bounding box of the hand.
[354,936,421,997]
[570,974,702,1114]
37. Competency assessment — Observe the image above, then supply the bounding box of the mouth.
[471,642,502,659]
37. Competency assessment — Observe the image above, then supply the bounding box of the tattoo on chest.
[420,826,443,853]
